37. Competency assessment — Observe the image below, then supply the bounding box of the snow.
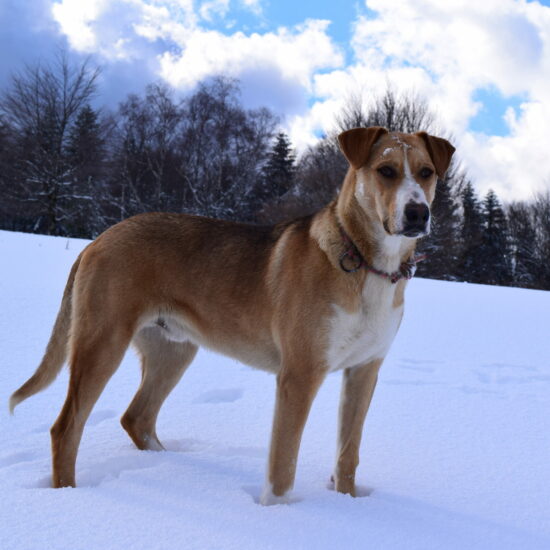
[1,229,549,550]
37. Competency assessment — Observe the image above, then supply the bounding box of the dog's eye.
[377,166,396,179]
[419,167,434,179]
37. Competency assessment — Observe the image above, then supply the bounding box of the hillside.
[1,229,549,550]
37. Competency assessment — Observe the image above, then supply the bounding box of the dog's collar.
[338,226,426,283]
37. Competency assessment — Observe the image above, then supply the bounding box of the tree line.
[0,55,548,291]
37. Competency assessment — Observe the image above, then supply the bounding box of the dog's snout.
[404,203,430,226]
[402,202,430,237]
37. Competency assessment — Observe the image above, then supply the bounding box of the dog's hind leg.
[121,327,198,451]
[50,320,134,488]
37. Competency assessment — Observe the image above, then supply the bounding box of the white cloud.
[52,0,342,122]
[158,20,343,91]
[50,0,550,200]
[53,0,197,59]
[240,0,262,16]
[288,0,550,201]
[199,0,230,22]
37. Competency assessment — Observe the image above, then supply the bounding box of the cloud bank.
[2,0,550,200]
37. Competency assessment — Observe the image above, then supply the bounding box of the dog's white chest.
[326,275,403,371]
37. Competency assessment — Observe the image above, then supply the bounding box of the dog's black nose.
[404,202,430,226]
[403,203,430,236]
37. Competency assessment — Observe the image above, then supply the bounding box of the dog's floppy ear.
[415,132,455,178]
[338,127,388,170]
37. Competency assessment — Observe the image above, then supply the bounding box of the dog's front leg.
[333,358,383,496]
[260,364,325,505]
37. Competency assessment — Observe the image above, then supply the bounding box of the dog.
[10,127,454,505]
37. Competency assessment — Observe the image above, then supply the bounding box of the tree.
[262,131,296,198]
[335,88,435,135]
[0,114,20,230]
[457,181,485,282]
[175,77,277,220]
[531,192,550,289]
[415,166,463,280]
[110,83,182,220]
[479,190,512,285]
[507,201,537,288]
[65,104,110,236]
[0,52,99,235]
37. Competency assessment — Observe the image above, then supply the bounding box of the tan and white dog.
[10,127,454,505]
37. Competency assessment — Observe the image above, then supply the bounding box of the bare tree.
[0,52,100,234]
[335,88,435,135]
[268,88,451,223]
[507,201,537,288]
[110,83,183,219]
[531,191,550,288]
[176,77,277,220]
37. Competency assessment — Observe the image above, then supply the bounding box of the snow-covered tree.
[66,104,110,236]
[507,201,537,288]
[175,77,277,220]
[457,181,485,282]
[479,189,512,285]
[416,166,462,281]
[0,53,99,235]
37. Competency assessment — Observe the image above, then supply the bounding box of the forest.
[0,54,548,290]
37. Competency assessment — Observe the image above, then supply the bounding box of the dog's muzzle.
[401,202,430,237]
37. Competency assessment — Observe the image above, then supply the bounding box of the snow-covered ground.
[1,229,549,550]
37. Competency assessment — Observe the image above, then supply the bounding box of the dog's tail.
[9,254,82,414]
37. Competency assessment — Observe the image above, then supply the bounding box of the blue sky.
[1,0,549,200]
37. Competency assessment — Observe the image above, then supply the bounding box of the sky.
[1,0,550,201]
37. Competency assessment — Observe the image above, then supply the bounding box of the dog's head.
[338,127,455,238]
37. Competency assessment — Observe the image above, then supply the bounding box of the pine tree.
[262,132,296,199]
[457,181,485,283]
[416,166,461,280]
[67,105,103,166]
[507,202,537,288]
[66,105,108,236]
[479,190,512,285]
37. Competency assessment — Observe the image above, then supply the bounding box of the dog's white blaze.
[394,147,429,233]
[326,234,407,372]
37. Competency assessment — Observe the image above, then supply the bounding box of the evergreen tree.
[457,181,485,282]
[416,166,461,280]
[67,106,103,164]
[479,190,512,285]
[507,202,537,288]
[66,104,109,236]
[262,131,296,199]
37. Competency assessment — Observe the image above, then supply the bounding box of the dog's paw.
[259,484,290,506]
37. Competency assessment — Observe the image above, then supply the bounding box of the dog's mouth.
[400,225,429,238]
[383,219,429,238]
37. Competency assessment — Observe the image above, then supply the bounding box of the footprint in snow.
[475,363,550,386]
[399,358,444,366]
[193,388,243,404]
[398,363,436,373]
